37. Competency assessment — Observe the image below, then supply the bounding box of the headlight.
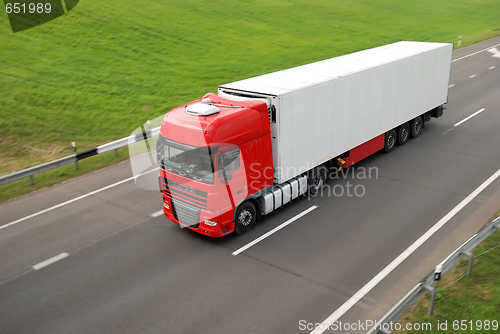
[203,220,218,226]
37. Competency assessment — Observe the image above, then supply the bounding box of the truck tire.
[410,116,423,138]
[397,123,410,146]
[234,202,256,235]
[308,167,326,196]
[384,129,397,153]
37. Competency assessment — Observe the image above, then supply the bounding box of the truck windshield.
[157,136,215,184]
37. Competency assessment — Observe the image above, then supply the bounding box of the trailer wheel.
[234,202,256,235]
[384,129,397,153]
[397,123,410,146]
[308,167,326,196]
[410,116,423,138]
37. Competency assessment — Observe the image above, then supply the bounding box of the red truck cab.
[157,93,273,237]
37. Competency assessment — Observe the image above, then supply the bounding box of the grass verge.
[396,211,500,333]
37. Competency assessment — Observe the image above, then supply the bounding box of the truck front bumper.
[162,198,233,238]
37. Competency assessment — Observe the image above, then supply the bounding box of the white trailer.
[218,41,453,184]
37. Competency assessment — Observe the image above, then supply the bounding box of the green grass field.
[1,0,500,178]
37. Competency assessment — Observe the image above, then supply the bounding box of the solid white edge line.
[232,205,318,256]
[0,168,158,231]
[32,253,69,270]
[367,230,478,334]
[452,42,500,62]
[454,108,485,127]
[151,210,164,218]
[310,168,500,334]
[365,283,422,334]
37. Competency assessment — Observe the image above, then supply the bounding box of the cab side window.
[218,148,240,177]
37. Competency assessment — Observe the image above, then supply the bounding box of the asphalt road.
[1,36,500,334]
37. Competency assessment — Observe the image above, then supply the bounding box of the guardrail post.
[423,285,436,315]
[72,142,78,170]
[460,251,474,277]
[114,149,118,158]
[29,175,34,185]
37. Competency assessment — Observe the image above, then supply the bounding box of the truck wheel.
[384,129,397,153]
[410,116,423,138]
[397,123,410,146]
[308,167,326,196]
[234,202,256,235]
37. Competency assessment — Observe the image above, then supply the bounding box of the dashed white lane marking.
[454,108,485,127]
[151,210,164,218]
[232,206,318,256]
[490,66,496,70]
[469,74,477,78]
[32,253,69,270]
[441,108,485,135]
[310,168,500,334]
[448,84,455,88]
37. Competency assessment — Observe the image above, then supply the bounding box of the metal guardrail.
[0,126,160,186]
[368,216,500,334]
[0,155,77,186]
[97,127,160,154]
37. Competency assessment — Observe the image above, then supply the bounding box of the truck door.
[217,147,248,221]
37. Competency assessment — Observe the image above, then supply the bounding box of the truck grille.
[171,198,200,228]
[161,177,207,209]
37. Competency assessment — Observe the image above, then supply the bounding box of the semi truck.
[156,41,453,237]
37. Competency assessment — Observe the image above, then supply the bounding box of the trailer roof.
[219,41,451,96]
